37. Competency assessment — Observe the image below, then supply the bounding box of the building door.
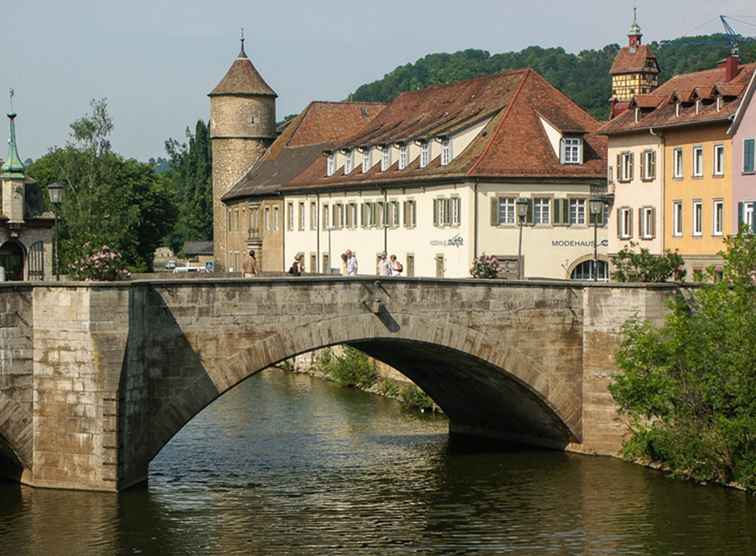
[0,241,25,281]
[406,254,415,277]
[28,241,45,280]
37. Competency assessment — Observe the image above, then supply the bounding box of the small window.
[561,137,583,164]
[441,139,453,166]
[713,200,724,236]
[618,207,633,239]
[333,203,344,229]
[739,201,755,232]
[403,200,417,228]
[420,142,431,168]
[693,146,704,177]
[640,207,655,239]
[642,150,656,180]
[569,199,586,225]
[673,148,684,178]
[533,198,550,225]
[673,201,683,237]
[744,139,755,174]
[362,148,372,173]
[406,254,415,277]
[286,202,294,231]
[310,202,317,231]
[264,207,271,231]
[322,203,330,229]
[326,153,336,176]
[346,203,358,228]
[387,201,400,227]
[273,206,279,231]
[344,150,354,175]
[399,144,408,170]
[450,197,461,226]
[571,260,608,281]
[619,152,634,182]
[693,200,703,236]
[381,147,391,171]
[714,145,725,176]
[497,197,516,225]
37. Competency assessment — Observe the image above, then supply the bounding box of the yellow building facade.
[664,124,731,275]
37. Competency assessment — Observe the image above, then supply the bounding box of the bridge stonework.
[0,278,675,492]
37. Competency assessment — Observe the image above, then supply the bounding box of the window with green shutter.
[744,138,755,173]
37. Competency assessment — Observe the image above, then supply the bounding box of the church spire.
[1,89,25,180]
[628,6,642,47]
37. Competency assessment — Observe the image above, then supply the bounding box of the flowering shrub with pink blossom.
[69,244,131,281]
[470,254,500,279]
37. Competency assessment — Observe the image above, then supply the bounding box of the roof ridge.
[395,68,529,99]
[310,100,388,106]
[467,70,530,176]
[526,70,601,129]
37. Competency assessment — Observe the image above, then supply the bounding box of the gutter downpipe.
[383,188,388,255]
[474,180,479,260]
[649,127,664,252]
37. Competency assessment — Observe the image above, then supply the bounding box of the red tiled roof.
[600,62,756,135]
[610,45,659,75]
[223,101,385,201]
[287,69,606,191]
[209,54,277,97]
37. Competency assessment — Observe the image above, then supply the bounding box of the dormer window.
[398,144,408,170]
[634,108,640,123]
[381,146,391,171]
[675,102,681,117]
[344,150,354,175]
[716,96,722,112]
[362,148,372,173]
[695,99,701,114]
[561,137,583,165]
[326,153,336,176]
[440,138,452,166]
[420,142,430,168]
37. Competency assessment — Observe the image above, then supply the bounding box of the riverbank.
[277,347,443,415]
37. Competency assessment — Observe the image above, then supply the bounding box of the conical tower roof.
[209,36,277,98]
[1,113,25,179]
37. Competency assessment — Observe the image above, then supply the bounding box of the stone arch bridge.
[0,278,674,492]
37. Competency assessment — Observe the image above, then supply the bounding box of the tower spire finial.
[1,92,25,179]
[239,27,247,58]
[8,88,15,116]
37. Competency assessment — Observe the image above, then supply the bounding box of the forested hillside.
[349,34,756,120]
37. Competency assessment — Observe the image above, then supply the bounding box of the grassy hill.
[348,34,756,120]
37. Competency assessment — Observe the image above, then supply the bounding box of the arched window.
[571,260,608,281]
[28,241,45,280]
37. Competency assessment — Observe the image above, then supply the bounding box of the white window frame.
[450,197,461,226]
[619,207,632,239]
[404,200,417,228]
[569,199,586,225]
[398,144,408,170]
[381,147,391,171]
[440,138,453,166]
[333,203,344,229]
[642,150,656,180]
[620,151,633,182]
[298,201,305,231]
[744,202,755,229]
[497,197,516,225]
[693,200,703,236]
[713,144,725,176]
[310,202,317,231]
[533,198,550,225]
[673,148,684,179]
[743,138,755,174]
[322,203,330,229]
[561,137,583,165]
[344,150,354,175]
[326,153,336,176]
[362,148,372,173]
[672,201,683,237]
[264,207,271,231]
[641,207,654,239]
[713,200,724,236]
[693,146,704,177]
[420,142,430,168]
[272,206,279,231]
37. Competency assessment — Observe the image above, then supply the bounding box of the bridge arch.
[0,393,33,480]
[135,309,581,481]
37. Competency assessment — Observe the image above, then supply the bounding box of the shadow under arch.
[0,432,24,482]
[0,393,32,482]
[132,296,581,487]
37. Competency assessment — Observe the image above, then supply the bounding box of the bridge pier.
[0,278,676,492]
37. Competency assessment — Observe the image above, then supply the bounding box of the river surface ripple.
[1,370,754,555]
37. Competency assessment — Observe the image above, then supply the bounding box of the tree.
[27,99,176,272]
[611,242,686,282]
[162,120,213,253]
[609,231,756,491]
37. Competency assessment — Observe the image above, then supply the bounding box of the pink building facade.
[730,71,756,234]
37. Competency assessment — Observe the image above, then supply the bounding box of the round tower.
[209,33,277,270]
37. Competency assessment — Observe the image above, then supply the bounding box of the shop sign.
[430,234,464,248]
[552,239,608,248]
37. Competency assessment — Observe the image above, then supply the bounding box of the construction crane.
[720,15,740,56]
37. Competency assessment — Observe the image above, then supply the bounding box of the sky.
[1,0,754,162]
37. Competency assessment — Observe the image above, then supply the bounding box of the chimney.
[719,54,740,82]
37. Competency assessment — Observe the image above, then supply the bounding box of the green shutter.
[491,197,499,226]
[526,199,534,225]
[738,202,744,231]
[745,139,755,173]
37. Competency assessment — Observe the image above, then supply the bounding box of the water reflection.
[1,370,754,555]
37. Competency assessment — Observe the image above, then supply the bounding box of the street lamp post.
[589,197,605,282]
[47,182,65,281]
[516,198,529,280]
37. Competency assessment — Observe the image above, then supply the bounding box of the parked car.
[165,260,177,270]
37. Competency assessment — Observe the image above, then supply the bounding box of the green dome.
[1,113,25,180]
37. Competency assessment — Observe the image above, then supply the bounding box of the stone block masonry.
[0,278,677,491]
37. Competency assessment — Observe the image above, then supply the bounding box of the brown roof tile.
[610,45,659,75]
[600,62,756,135]
[209,54,277,97]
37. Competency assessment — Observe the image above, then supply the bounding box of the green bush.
[376,378,400,398]
[399,384,436,413]
[610,242,686,282]
[322,347,377,389]
[609,231,756,491]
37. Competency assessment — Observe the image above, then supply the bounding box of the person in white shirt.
[389,254,403,276]
[377,253,392,276]
[346,250,358,276]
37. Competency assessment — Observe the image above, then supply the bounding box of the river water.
[1,370,754,555]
